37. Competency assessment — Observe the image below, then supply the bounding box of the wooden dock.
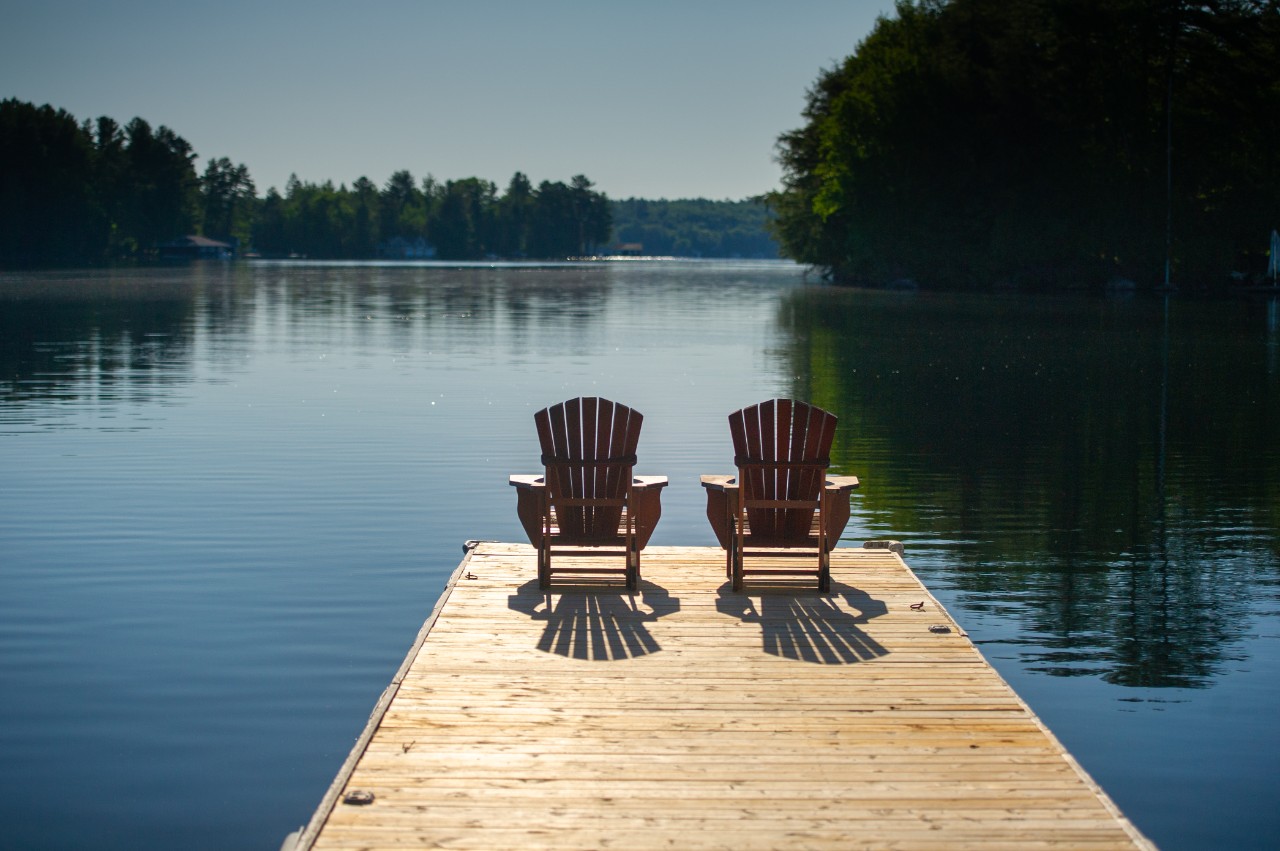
[288,543,1153,850]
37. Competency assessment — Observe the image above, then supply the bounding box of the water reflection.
[0,273,198,418]
[3,261,1277,848]
[779,288,1280,688]
[0,262,622,429]
[1267,296,1279,375]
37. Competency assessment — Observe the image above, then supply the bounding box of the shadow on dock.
[716,583,889,664]
[507,579,680,660]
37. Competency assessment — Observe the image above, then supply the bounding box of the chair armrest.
[633,475,669,491]
[821,475,857,553]
[513,475,666,490]
[700,475,738,550]
[700,474,738,492]
[509,474,545,489]
[511,475,546,547]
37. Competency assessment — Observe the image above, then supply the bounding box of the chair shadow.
[715,583,890,664]
[507,580,681,660]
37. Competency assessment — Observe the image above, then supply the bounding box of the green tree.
[527,180,575,257]
[254,187,287,256]
[350,176,379,258]
[570,174,611,255]
[769,0,1280,290]
[285,178,348,258]
[121,118,200,252]
[380,170,426,241]
[0,99,104,266]
[528,177,612,257]
[90,115,133,258]
[495,171,534,257]
[200,157,256,248]
[431,177,497,259]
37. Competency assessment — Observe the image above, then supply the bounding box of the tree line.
[769,0,1280,291]
[1,99,201,266]
[611,198,779,258]
[0,98,612,266]
[254,170,612,260]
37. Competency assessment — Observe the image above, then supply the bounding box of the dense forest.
[251,171,611,260]
[769,0,1280,291]
[611,198,779,258]
[0,98,775,267]
[0,96,612,265]
[0,100,201,266]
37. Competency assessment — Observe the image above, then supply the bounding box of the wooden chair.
[511,397,667,591]
[701,399,858,592]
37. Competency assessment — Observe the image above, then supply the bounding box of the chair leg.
[626,546,639,592]
[727,507,740,584]
[818,550,831,593]
[731,540,744,592]
[538,547,551,590]
[725,505,734,579]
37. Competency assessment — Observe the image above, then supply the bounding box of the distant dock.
[286,542,1153,850]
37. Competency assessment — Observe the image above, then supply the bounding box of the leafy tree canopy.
[769,0,1280,291]
[0,99,203,266]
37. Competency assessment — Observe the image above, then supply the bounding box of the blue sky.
[3,1,892,200]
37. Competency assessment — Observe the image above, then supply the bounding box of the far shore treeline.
[0,97,777,268]
[768,0,1280,291]
[6,1,1278,288]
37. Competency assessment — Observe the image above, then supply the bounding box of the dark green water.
[1,261,1276,849]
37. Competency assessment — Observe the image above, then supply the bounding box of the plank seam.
[883,548,1157,851]
[290,539,480,851]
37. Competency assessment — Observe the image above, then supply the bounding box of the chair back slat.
[535,397,640,541]
[730,399,836,541]
[589,397,610,538]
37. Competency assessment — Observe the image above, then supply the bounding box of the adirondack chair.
[510,397,667,591]
[701,399,859,592]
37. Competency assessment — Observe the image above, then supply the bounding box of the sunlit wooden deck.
[290,542,1153,850]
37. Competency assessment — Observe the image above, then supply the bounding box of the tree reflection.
[0,263,616,427]
[778,287,1280,687]
[0,272,199,415]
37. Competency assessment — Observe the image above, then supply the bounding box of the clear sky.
[2,1,893,200]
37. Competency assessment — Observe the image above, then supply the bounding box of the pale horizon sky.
[2,1,894,200]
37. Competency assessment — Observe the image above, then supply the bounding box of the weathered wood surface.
[295,543,1153,850]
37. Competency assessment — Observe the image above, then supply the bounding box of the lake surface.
[1,260,1277,850]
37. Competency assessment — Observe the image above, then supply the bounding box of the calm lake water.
[1,260,1277,849]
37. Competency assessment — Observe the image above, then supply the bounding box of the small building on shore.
[158,235,234,260]
[378,237,437,259]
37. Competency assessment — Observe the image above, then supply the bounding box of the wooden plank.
[292,544,1154,850]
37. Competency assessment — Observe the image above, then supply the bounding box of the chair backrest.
[535,397,642,541]
[729,399,837,541]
